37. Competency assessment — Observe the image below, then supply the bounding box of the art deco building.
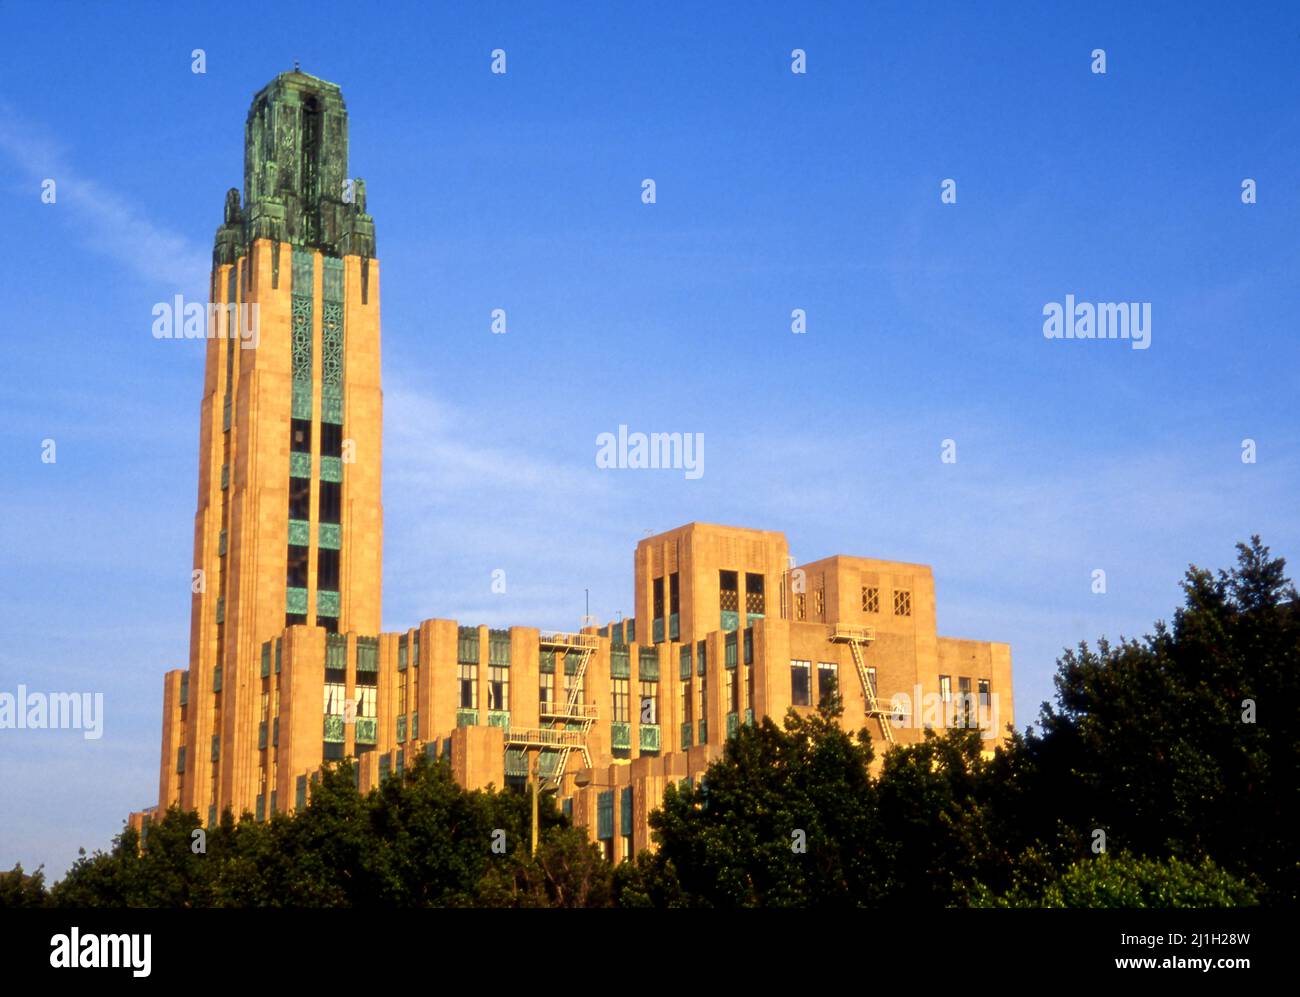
[132,71,1013,860]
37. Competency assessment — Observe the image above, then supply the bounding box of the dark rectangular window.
[817,662,838,706]
[652,577,664,619]
[669,572,679,614]
[287,545,309,588]
[321,421,342,458]
[719,570,739,612]
[790,660,811,707]
[291,418,312,453]
[318,547,340,590]
[320,616,338,634]
[319,480,341,524]
[978,678,991,706]
[286,613,307,628]
[289,477,311,520]
[745,573,764,614]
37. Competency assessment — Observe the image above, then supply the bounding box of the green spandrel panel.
[319,523,341,550]
[288,519,310,546]
[320,456,342,482]
[286,587,308,614]
[317,590,340,616]
[290,452,312,478]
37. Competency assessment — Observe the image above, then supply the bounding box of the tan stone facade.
[131,74,1013,860]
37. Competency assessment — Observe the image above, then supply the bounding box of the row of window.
[794,587,912,621]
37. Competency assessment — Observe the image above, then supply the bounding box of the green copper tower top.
[214,69,375,264]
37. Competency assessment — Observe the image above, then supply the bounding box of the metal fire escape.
[827,625,894,744]
[502,631,599,788]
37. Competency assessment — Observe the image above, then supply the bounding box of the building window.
[745,573,764,615]
[639,679,658,725]
[862,586,879,613]
[290,418,311,453]
[719,570,739,612]
[459,662,477,709]
[539,671,554,712]
[317,547,340,590]
[489,665,509,711]
[795,592,806,621]
[939,674,952,703]
[817,662,838,706]
[669,572,680,616]
[697,668,707,728]
[978,678,991,707]
[321,420,342,458]
[288,477,311,520]
[680,677,691,724]
[790,660,812,707]
[866,666,878,702]
[725,667,738,714]
[652,577,664,619]
[286,545,308,588]
[563,668,584,710]
[958,676,973,726]
[324,678,346,716]
[612,677,630,723]
[893,590,912,616]
[813,587,825,619]
[319,480,341,524]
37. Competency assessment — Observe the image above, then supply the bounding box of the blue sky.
[1,1,1297,879]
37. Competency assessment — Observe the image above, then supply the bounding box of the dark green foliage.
[39,538,1296,907]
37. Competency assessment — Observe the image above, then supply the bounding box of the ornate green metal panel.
[744,708,755,726]
[258,721,267,750]
[356,636,378,672]
[354,717,376,744]
[610,649,630,678]
[288,519,310,546]
[680,722,692,751]
[457,627,479,664]
[539,752,560,778]
[275,639,281,673]
[321,299,344,426]
[411,711,418,740]
[487,710,511,730]
[326,633,346,669]
[505,748,528,778]
[212,665,222,692]
[652,617,664,643]
[698,719,708,744]
[726,712,739,739]
[215,597,225,624]
[323,715,345,742]
[679,646,691,680]
[639,648,659,681]
[669,612,680,641]
[596,791,614,840]
[564,650,583,675]
[720,610,740,632]
[621,786,633,830]
[286,587,308,614]
[318,523,341,550]
[398,636,407,671]
[396,714,407,742]
[697,641,707,675]
[488,629,511,665]
[322,256,344,301]
[320,456,342,482]
[611,722,631,750]
[317,589,340,616]
[639,724,661,752]
[256,794,266,823]
[290,452,312,478]
[456,708,479,727]
[539,650,555,674]
[725,632,738,669]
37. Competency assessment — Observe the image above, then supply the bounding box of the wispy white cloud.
[0,104,208,291]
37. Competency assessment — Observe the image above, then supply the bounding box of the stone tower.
[156,70,383,823]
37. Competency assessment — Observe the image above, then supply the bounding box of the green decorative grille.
[317,590,340,616]
[488,630,511,665]
[699,719,708,743]
[697,641,707,675]
[639,648,659,681]
[744,708,755,726]
[398,637,407,671]
[564,651,583,675]
[505,748,528,778]
[488,710,511,730]
[288,519,310,546]
[726,712,739,739]
[261,643,271,678]
[610,649,630,678]
[323,715,345,742]
[680,722,692,751]
[639,724,661,752]
[669,612,680,640]
[652,617,664,643]
[326,633,347,669]
[286,587,308,614]
[212,665,222,692]
[596,790,614,840]
[290,452,312,478]
[539,752,560,778]
[456,708,479,727]
[611,722,631,750]
[539,650,555,673]
[322,256,344,301]
[258,721,267,750]
[319,523,341,549]
[275,639,281,673]
[321,302,344,425]
[411,712,419,740]
[725,632,738,669]
[679,646,691,680]
[290,286,313,421]
[356,636,378,672]
[720,610,740,632]
[621,786,633,831]
[457,627,479,664]
[355,717,377,744]
[320,456,343,482]
[396,715,407,742]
